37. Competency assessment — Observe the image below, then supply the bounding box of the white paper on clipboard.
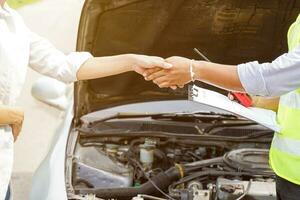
[189,85,280,132]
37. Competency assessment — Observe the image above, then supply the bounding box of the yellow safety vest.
[269,14,300,185]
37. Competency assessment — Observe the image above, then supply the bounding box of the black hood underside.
[75,0,299,121]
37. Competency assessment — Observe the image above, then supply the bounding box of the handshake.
[133,55,199,90]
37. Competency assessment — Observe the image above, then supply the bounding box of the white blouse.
[0,4,92,199]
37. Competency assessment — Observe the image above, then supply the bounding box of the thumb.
[152,58,172,69]
[162,62,173,69]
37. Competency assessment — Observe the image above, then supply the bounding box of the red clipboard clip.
[229,92,252,107]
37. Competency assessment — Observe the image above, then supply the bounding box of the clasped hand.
[135,56,194,90]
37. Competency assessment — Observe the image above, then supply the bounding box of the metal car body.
[30,0,299,200]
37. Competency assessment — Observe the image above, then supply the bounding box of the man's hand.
[138,56,192,89]
[134,66,177,90]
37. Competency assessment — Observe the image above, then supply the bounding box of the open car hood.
[74,0,299,121]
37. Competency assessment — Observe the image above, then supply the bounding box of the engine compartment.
[66,112,276,200]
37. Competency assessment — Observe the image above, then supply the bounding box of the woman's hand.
[10,108,24,141]
[140,56,192,88]
[0,106,24,141]
[130,54,173,70]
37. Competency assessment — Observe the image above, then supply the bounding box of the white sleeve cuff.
[67,52,93,82]
[237,61,269,96]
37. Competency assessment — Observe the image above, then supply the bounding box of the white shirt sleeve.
[27,30,93,84]
[237,45,300,97]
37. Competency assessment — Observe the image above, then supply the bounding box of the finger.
[151,57,173,69]
[12,125,19,142]
[158,82,172,88]
[162,62,173,69]
[12,125,16,141]
[153,75,169,85]
[147,70,168,81]
[178,85,185,88]
[165,56,175,62]
[13,122,23,141]
[143,67,161,77]
[170,86,177,90]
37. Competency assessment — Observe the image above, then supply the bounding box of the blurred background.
[6,0,85,199]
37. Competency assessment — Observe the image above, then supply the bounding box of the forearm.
[193,61,280,110]
[194,61,245,92]
[76,54,134,80]
[148,49,300,97]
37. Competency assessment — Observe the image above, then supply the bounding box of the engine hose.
[76,167,182,200]
[76,157,224,199]
[183,157,224,172]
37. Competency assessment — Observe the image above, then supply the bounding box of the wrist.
[189,59,196,82]
[125,54,139,71]
[193,60,207,81]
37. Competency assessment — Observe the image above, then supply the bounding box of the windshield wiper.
[87,111,244,127]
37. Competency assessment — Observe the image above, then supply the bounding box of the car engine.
[66,112,276,200]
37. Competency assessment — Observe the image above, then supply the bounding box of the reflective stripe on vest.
[269,147,300,185]
[269,13,300,185]
[272,133,300,156]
